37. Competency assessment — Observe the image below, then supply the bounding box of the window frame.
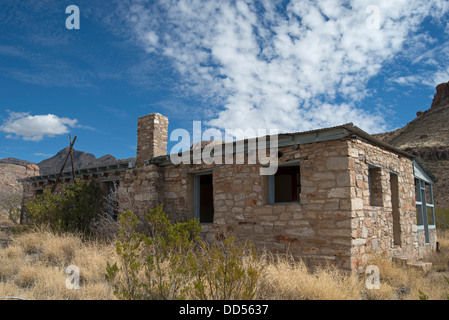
[268,160,301,205]
[415,177,435,244]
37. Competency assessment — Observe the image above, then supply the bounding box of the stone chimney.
[431,81,449,109]
[136,113,169,167]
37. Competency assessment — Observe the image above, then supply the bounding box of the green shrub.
[105,210,145,300]
[25,179,104,234]
[106,205,201,300]
[142,204,200,300]
[106,205,264,300]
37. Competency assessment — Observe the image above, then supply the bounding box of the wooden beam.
[69,135,76,180]
[51,136,77,193]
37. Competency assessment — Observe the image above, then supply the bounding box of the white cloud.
[0,111,78,141]
[122,0,449,134]
[392,38,449,88]
[33,152,53,157]
[392,75,422,86]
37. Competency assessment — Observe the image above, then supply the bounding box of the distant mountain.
[375,81,449,208]
[37,147,120,175]
[1,148,135,176]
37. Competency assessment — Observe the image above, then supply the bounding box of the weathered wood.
[69,135,76,180]
[51,136,77,193]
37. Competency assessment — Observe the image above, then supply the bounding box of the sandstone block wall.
[347,138,436,269]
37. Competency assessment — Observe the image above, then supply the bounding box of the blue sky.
[0,0,448,164]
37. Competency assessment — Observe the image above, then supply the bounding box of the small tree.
[106,205,265,300]
[105,210,146,300]
[25,178,104,234]
[142,204,200,299]
[106,205,201,300]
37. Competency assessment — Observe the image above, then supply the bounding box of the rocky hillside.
[0,163,39,216]
[375,81,449,208]
[0,158,35,167]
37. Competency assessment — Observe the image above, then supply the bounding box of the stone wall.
[297,139,353,269]
[347,138,436,270]
[136,113,169,167]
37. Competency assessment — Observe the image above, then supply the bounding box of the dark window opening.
[368,167,383,206]
[195,173,214,223]
[270,165,301,204]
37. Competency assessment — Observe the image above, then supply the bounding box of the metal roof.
[27,123,436,184]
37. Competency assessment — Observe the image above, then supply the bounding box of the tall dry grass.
[1,218,448,300]
[0,226,117,300]
[258,256,364,300]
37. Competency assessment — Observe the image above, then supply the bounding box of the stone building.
[28,113,438,271]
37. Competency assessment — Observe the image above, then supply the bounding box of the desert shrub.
[25,179,104,235]
[191,237,263,300]
[106,206,201,300]
[105,210,144,300]
[106,205,264,300]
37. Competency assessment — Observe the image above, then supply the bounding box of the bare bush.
[90,182,135,241]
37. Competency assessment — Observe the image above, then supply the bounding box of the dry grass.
[1,216,448,300]
[258,256,364,300]
[430,229,449,272]
[0,225,117,300]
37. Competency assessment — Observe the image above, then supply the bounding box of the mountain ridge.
[374,80,449,208]
[0,149,135,176]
